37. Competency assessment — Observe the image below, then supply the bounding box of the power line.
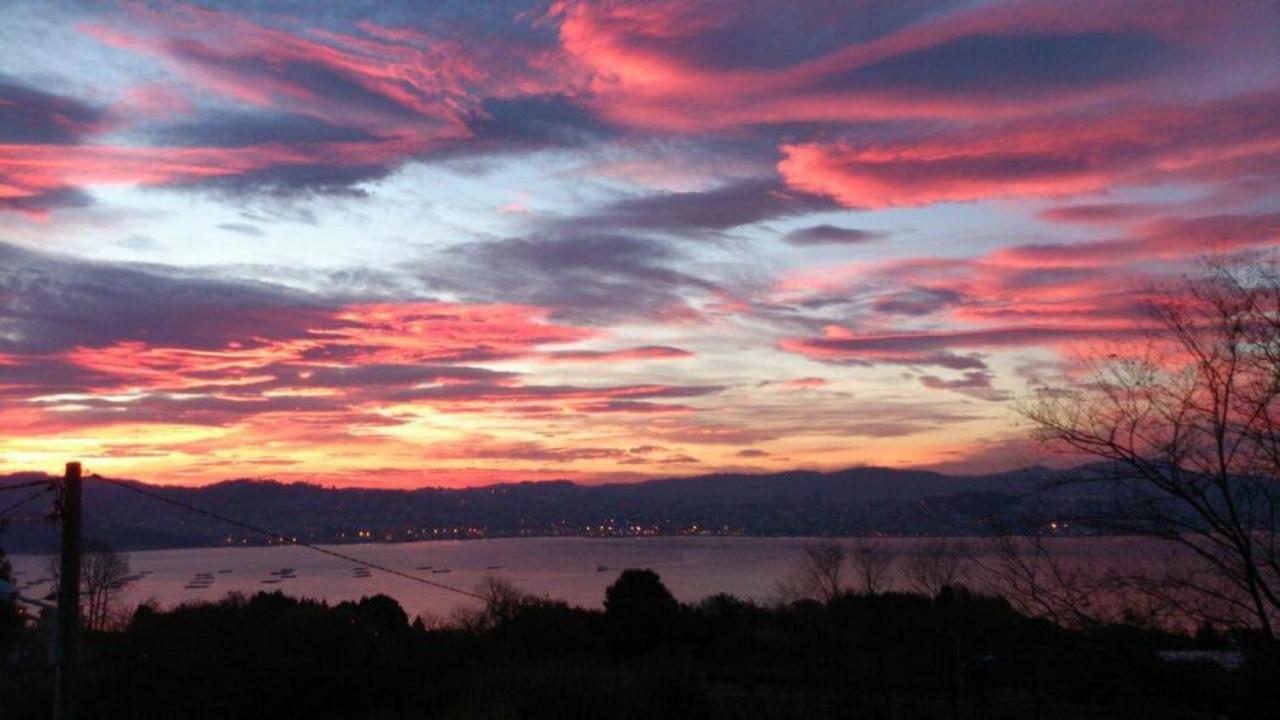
[0,479,54,493]
[0,485,54,518]
[90,475,483,600]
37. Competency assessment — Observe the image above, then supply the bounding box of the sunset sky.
[2,1,1279,486]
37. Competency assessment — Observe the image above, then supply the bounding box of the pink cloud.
[777,89,1280,208]
[548,0,1251,132]
[541,345,693,362]
[782,377,827,390]
[769,211,1280,367]
[1,296,726,436]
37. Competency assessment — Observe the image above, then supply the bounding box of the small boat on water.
[596,565,609,572]
[485,565,502,570]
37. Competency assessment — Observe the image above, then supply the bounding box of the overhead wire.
[0,479,55,493]
[90,475,483,600]
[0,485,54,519]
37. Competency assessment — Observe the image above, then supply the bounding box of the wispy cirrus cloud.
[2,0,1278,482]
[773,210,1280,373]
[0,243,720,434]
[778,89,1280,208]
[548,0,1217,131]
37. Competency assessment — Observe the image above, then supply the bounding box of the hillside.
[0,466,1075,552]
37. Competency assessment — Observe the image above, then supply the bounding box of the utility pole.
[54,461,81,720]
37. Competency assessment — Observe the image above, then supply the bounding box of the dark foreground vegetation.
[3,568,1277,720]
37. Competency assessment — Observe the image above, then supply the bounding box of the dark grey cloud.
[919,370,1010,402]
[573,180,840,236]
[0,242,332,355]
[833,32,1170,95]
[0,186,94,215]
[462,93,613,152]
[426,233,718,322]
[627,0,955,72]
[411,93,615,170]
[152,111,382,147]
[783,224,886,246]
[0,359,121,399]
[0,79,102,213]
[872,287,964,316]
[192,162,394,197]
[149,97,608,197]
[0,77,103,144]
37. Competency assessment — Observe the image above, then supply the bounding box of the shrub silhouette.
[1,580,1276,719]
[604,569,676,617]
[604,568,678,653]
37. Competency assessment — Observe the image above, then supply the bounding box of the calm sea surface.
[8,536,1154,621]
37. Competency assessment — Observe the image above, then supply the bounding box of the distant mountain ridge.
[0,466,1078,553]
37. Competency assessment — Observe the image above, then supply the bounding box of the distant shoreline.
[5,529,1128,557]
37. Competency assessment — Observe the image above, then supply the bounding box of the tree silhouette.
[1025,260,1280,637]
[47,539,130,631]
[850,538,896,595]
[604,569,677,653]
[905,537,971,597]
[605,568,677,619]
[776,540,847,602]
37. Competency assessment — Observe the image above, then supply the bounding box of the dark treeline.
[3,569,1277,720]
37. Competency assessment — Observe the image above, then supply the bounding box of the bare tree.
[1023,260,1280,637]
[455,575,550,630]
[849,537,895,594]
[977,523,1112,628]
[477,575,531,626]
[776,540,847,603]
[48,540,130,631]
[905,537,971,597]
